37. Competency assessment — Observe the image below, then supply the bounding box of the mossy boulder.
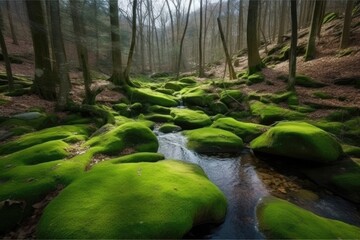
[295,75,327,88]
[247,72,264,85]
[209,101,228,114]
[142,113,173,122]
[147,105,171,114]
[251,121,343,163]
[180,86,215,107]
[37,160,227,239]
[0,124,92,156]
[159,123,182,133]
[184,127,244,154]
[179,77,197,84]
[257,196,360,239]
[130,88,178,107]
[164,81,183,91]
[86,122,158,155]
[105,152,165,165]
[211,117,268,142]
[342,144,360,158]
[249,100,305,124]
[170,108,212,130]
[219,90,245,105]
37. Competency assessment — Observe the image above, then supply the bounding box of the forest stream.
[155,130,360,239]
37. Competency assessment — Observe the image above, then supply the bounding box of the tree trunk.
[304,0,323,61]
[236,0,243,51]
[26,0,56,100]
[49,0,70,109]
[277,0,287,44]
[340,0,354,49]
[176,0,192,79]
[165,0,176,72]
[288,0,298,91]
[123,0,137,86]
[198,0,204,77]
[6,0,18,45]
[0,22,14,91]
[109,0,124,85]
[217,17,236,80]
[247,0,263,74]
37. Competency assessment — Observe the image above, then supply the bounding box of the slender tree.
[0,19,13,91]
[176,0,192,79]
[277,0,287,44]
[6,0,18,45]
[247,0,263,74]
[26,0,56,100]
[49,0,70,109]
[217,17,236,79]
[304,0,323,61]
[340,0,354,49]
[288,0,298,91]
[198,0,204,77]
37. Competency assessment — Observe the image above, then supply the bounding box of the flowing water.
[156,130,360,239]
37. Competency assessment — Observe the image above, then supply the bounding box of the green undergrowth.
[257,197,360,239]
[211,117,269,143]
[37,160,227,239]
[170,108,212,129]
[184,127,244,154]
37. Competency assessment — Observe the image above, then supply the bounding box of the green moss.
[37,160,227,239]
[250,121,343,163]
[184,127,244,154]
[2,113,56,131]
[211,117,268,143]
[86,122,158,155]
[129,88,178,107]
[164,81,183,91]
[170,108,212,130]
[156,88,175,95]
[249,101,305,124]
[289,104,315,113]
[180,86,215,107]
[270,91,296,104]
[295,75,327,88]
[332,172,360,196]
[342,144,360,158]
[313,91,333,99]
[323,12,338,24]
[60,114,93,125]
[142,113,173,122]
[219,90,245,105]
[113,103,131,117]
[179,77,197,84]
[158,123,182,133]
[105,152,165,165]
[209,101,229,114]
[0,125,92,155]
[257,196,360,239]
[147,105,171,114]
[247,72,264,85]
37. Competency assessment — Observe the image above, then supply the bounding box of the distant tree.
[176,0,192,79]
[49,0,70,109]
[288,0,298,91]
[26,0,56,100]
[0,17,13,91]
[6,0,18,45]
[340,0,354,49]
[277,0,287,44]
[304,0,323,61]
[247,0,263,74]
[198,0,205,77]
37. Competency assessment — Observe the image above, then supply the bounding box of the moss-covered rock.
[164,81,183,91]
[179,77,197,84]
[211,117,268,143]
[86,122,158,155]
[257,196,360,239]
[249,101,305,124]
[247,72,264,85]
[37,160,227,239]
[105,152,165,165]
[180,86,215,107]
[142,113,173,123]
[209,101,229,114]
[158,123,182,133]
[147,105,171,114]
[251,121,343,163]
[0,125,92,155]
[170,108,212,130]
[295,75,327,88]
[130,88,178,107]
[342,144,360,158]
[184,127,244,154]
[219,90,245,105]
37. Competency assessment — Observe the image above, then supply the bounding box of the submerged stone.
[250,121,343,163]
[37,160,227,239]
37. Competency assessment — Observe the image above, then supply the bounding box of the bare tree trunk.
[340,0,354,49]
[165,0,176,72]
[289,0,298,91]
[0,21,13,90]
[277,0,287,44]
[26,0,56,100]
[304,0,323,61]
[123,0,137,86]
[236,0,243,51]
[198,0,204,77]
[217,17,236,79]
[49,0,70,109]
[94,0,99,68]
[6,0,18,45]
[176,0,192,79]
[247,0,263,74]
